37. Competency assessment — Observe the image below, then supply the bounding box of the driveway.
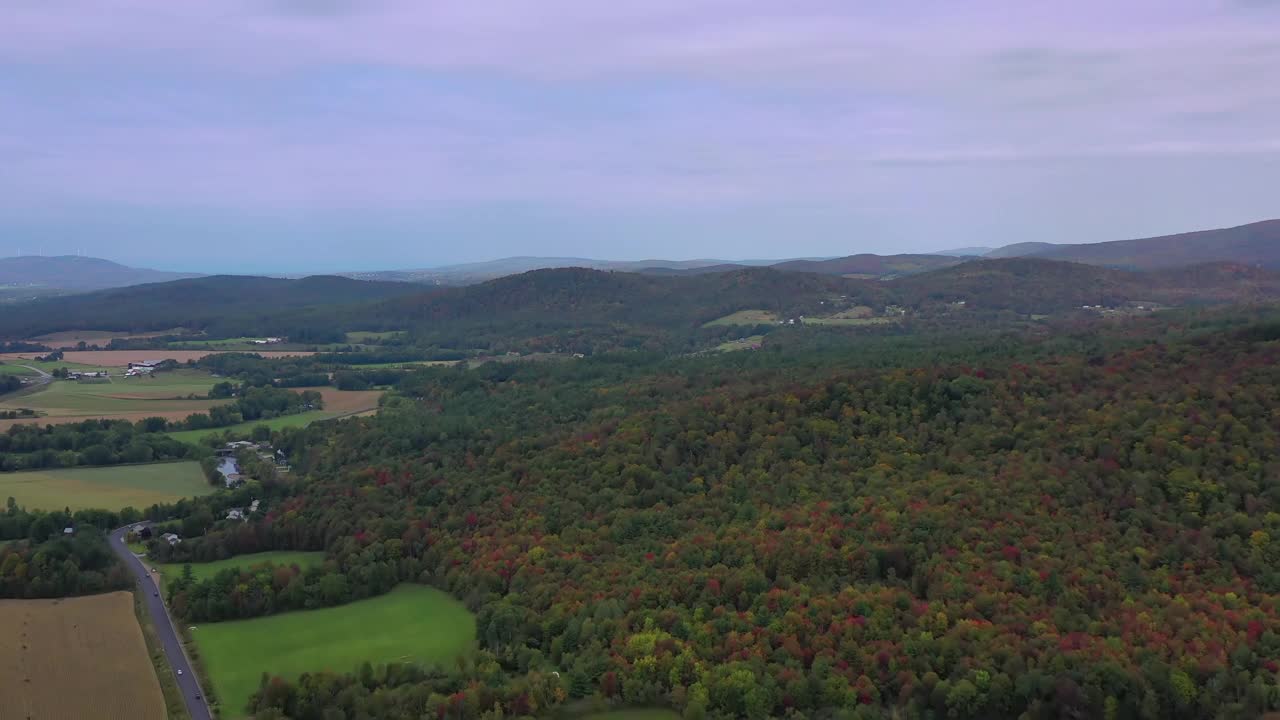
[110,523,213,720]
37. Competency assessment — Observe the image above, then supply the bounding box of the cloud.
[0,0,1278,266]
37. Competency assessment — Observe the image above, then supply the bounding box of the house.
[226,508,246,521]
[128,360,163,369]
[249,499,260,513]
[63,526,74,535]
[161,532,181,545]
[251,337,284,345]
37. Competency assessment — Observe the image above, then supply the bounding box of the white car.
[177,669,183,676]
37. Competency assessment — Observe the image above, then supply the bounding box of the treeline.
[0,374,22,396]
[248,658,565,719]
[166,542,401,622]
[0,502,143,599]
[219,317,1280,720]
[0,419,197,472]
[175,387,323,431]
[0,530,132,598]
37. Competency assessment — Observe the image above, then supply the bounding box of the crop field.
[0,368,224,429]
[193,585,475,717]
[702,309,779,327]
[157,550,325,590]
[0,592,166,720]
[168,388,382,444]
[0,461,213,511]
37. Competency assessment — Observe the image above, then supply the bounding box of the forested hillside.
[3,260,1278,355]
[0,274,421,340]
[985,219,1280,270]
[150,310,1280,719]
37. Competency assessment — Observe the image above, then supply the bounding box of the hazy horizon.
[3,1,1279,273]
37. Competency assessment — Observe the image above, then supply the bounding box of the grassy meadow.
[0,461,213,511]
[167,388,381,444]
[0,369,222,421]
[702,309,778,327]
[714,335,765,352]
[344,330,404,342]
[193,585,475,717]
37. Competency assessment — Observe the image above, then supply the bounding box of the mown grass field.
[157,551,325,590]
[0,592,166,720]
[702,309,779,327]
[0,461,213,511]
[0,369,222,421]
[193,585,475,717]
[167,389,382,444]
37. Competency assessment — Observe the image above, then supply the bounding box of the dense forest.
[136,307,1280,719]
[0,502,146,598]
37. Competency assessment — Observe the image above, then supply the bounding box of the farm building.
[161,532,181,545]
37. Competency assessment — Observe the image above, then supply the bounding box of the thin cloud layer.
[1,1,1278,270]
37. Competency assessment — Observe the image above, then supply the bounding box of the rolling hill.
[0,255,201,291]
[985,219,1280,269]
[0,275,422,340]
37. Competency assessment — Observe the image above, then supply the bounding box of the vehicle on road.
[177,669,183,676]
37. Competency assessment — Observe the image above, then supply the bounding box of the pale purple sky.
[2,0,1278,272]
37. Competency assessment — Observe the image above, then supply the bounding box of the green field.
[0,461,213,511]
[344,330,404,343]
[714,335,764,352]
[802,316,897,326]
[193,585,475,717]
[0,369,222,419]
[167,410,329,444]
[0,363,38,376]
[702,309,779,327]
[157,551,325,590]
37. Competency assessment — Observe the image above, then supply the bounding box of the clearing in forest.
[0,461,213,511]
[0,591,166,720]
[702,309,779,327]
[193,584,475,717]
[167,388,382,444]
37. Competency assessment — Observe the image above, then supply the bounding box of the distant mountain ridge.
[1021,219,1280,269]
[0,274,421,339]
[0,255,201,291]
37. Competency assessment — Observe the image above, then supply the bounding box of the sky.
[1,1,1279,273]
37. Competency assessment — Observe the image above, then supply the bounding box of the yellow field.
[0,592,165,720]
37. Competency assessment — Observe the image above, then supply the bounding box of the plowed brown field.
[0,592,165,720]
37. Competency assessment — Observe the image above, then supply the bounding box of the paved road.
[110,524,213,720]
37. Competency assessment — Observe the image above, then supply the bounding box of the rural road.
[110,523,213,720]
